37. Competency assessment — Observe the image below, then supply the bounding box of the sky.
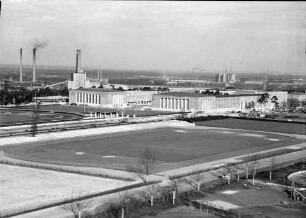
[0,0,305,73]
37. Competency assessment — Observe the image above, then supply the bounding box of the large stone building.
[69,88,159,108]
[151,91,288,113]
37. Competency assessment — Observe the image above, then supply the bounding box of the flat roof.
[155,92,212,98]
[156,92,262,98]
[72,88,122,92]
[215,94,260,98]
[289,93,306,96]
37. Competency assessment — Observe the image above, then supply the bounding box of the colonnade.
[160,97,189,110]
[76,93,101,105]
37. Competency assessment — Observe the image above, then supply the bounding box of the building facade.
[69,88,159,108]
[151,91,288,113]
[151,92,215,112]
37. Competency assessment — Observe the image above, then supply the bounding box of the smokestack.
[20,48,23,82]
[33,48,36,82]
[100,68,102,82]
[76,49,81,73]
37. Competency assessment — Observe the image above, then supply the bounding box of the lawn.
[3,127,301,171]
[0,109,81,125]
[196,118,306,135]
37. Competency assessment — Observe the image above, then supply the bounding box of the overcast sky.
[0,0,305,73]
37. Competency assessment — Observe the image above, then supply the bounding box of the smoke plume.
[32,38,49,49]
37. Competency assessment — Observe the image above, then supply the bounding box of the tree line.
[0,87,69,105]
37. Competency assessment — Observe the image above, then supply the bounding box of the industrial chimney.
[100,67,103,82]
[32,48,37,82]
[20,48,23,82]
[75,49,81,73]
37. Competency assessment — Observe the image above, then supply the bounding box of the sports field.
[3,127,302,171]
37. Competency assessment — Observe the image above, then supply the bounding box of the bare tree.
[31,101,40,137]
[229,164,243,182]
[118,191,131,218]
[251,153,259,175]
[244,163,249,179]
[61,191,91,218]
[222,165,234,185]
[143,184,159,206]
[183,169,205,191]
[269,157,276,181]
[127,146,158,183]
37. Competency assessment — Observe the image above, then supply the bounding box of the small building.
[33,96,69,105]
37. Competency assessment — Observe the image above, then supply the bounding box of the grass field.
[196,118,306,135]
[3,127,302,171]
[0,109,81,125]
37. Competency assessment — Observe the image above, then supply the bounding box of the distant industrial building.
[217,73,236,83]
[68,50,108,90]
[2,48,46,90]
[0,77,44,90]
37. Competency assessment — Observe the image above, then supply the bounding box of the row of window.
[160,97,190,110]
[76,93,100,104]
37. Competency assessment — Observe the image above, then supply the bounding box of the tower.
[32,48,37,82]
[20,48,23,82]
[75,49,82,73]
